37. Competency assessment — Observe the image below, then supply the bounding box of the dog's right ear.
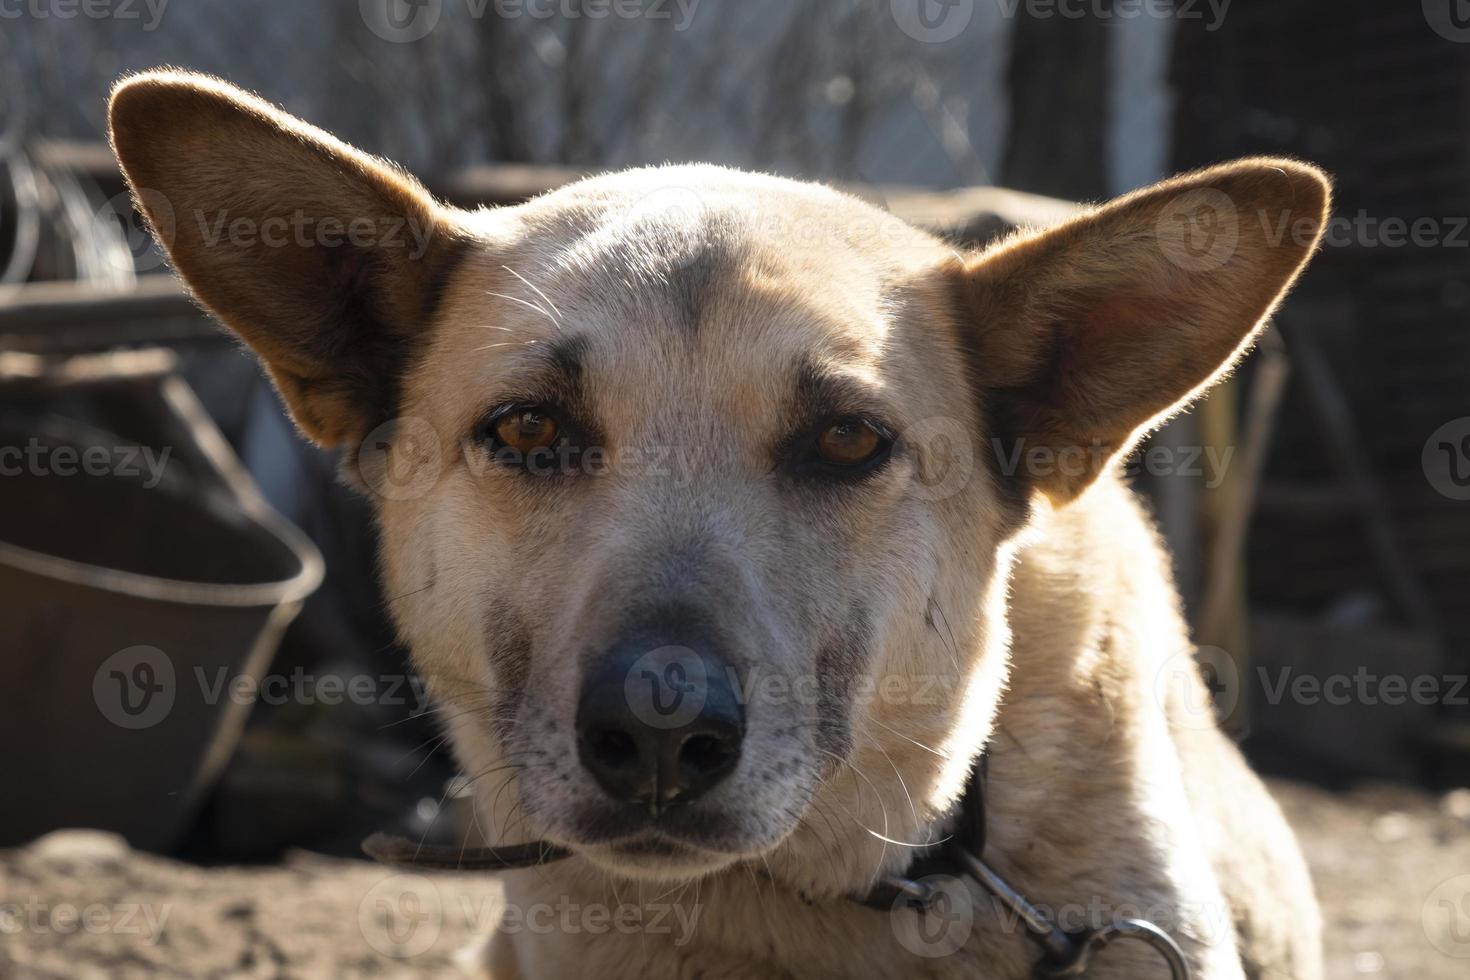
[949,158,1330,505]
[108,69,465,448]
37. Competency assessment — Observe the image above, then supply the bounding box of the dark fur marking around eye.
[778,359,897,482]
[473,334,606,459]
[496,333,591,407]
[543,332,589,385]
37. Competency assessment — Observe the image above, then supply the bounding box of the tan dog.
[109,70,1329,980]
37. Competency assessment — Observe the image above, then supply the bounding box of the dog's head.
[110,71,1328,886]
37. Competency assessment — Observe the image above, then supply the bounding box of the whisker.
[381,582,433,607]
[816,748,942,850]
[485,289,560,329]
[501,266,563,321]
[475,340,542,353]
[404,733,452,779]
[867,717,951,760]
[926,597,963,675]
[862,730,929,846]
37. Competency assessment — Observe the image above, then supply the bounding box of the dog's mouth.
[547,800,765,879]
[364,824,752,889]
[579,831,739,879]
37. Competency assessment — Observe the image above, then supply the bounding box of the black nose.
[575,640,743,815]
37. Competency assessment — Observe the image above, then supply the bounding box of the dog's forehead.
[518,170,903,307]
[420,167,947,434]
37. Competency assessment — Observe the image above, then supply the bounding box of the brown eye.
[493,408,559,454]
[815,421,884,467]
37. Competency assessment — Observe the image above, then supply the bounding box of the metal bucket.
[0,362,323,850]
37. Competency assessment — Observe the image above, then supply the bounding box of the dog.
[109,69,1329,979]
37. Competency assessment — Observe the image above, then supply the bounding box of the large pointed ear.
[950,157,1331,504]
[108,70,466,447]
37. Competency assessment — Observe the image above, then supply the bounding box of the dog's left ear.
[108,69,464,448]
[951,158,1331,504]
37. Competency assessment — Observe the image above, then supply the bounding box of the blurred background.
[2,1,1470,976]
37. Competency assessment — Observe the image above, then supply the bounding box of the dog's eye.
[813,420,889,470]
[492,408,560,455]
[816,422,880,465]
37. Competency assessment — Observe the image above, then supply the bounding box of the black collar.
[362,753,988,906]
[362,749,1188,979]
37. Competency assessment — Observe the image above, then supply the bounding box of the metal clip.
[1034,919,1192,980]
[952,847,1192,980]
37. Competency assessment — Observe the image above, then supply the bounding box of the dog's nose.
[575,640,743,814]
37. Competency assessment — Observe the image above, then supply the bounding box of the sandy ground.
[2,780,1469,979]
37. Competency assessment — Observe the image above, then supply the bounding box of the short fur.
[110,69,1330,979]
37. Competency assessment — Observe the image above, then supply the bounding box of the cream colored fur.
[108,70,1330,980]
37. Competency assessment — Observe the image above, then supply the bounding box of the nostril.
[576,636,745,808]
[679,732,738,779]
[584,727,639,771]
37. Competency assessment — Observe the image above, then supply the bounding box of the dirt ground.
[2,780,1468,979]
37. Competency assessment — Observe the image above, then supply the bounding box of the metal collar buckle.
[877,848,1192,980]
